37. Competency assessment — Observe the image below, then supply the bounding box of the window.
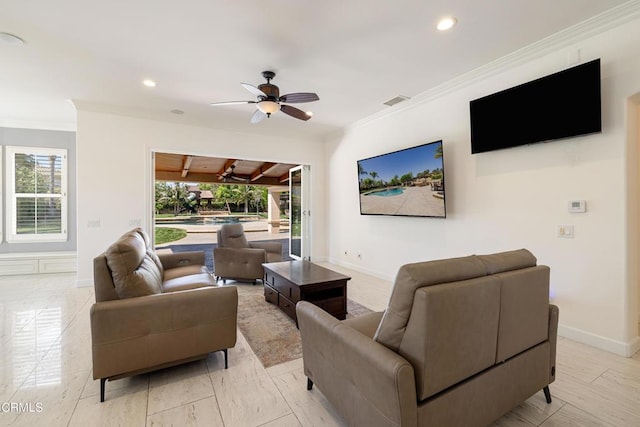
[5,146,68,243]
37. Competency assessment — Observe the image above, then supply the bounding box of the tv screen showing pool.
[357,140,446,218]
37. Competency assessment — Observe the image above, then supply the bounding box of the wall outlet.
[129,219,142,226]
[87,220,101,228]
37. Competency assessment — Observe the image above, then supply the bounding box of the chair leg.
[100,378,107,402]
[543,385,552,404]
[307,378,313,391]
[223,349,228,369]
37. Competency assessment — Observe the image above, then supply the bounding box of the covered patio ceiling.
[155,152,297,187]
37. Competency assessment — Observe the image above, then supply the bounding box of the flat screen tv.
[357,140,446,218]
[470,58,601,154]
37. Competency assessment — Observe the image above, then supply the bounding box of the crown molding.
[347,0,640,133]
[0,119,76,132]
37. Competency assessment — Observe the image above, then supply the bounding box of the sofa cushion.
[162,265,209,281]
[162,274,215,292]
[495,265,550,362]
[134,226,165,275]
[105,228,163,299]
[374,255,487,351]
[399,276,501,400]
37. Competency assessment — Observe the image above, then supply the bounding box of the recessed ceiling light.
[142,79,157,87]
[437,17,457,31]
[0,32,25,44]
[305,111,314,117]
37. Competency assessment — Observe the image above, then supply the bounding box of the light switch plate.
[557,225,574,238]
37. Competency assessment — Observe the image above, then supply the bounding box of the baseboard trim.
[327,257,395,282]
[558,324,640,357]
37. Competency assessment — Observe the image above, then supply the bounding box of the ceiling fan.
[218,164,250,183]
[210,71,319,123]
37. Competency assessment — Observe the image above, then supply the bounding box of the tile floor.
[0,265,639,426]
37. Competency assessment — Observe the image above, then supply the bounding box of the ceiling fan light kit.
[257,100,280,116]
[210,71,319,123]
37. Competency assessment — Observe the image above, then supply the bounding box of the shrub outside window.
[5,146,68,243]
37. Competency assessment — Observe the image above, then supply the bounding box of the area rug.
[235,284,373,368]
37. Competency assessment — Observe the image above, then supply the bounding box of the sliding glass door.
[289,165,310,260]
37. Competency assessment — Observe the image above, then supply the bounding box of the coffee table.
[262,260,351,323]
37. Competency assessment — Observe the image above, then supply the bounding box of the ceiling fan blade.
[241,83,268,98]
[250,109,267,124]
[210,100,256,106]
[231,175,249,182]
[279,92,319,103]
[281,104,311,121]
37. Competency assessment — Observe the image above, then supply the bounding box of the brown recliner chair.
[91,227,237,402]
[213,223,283,284]
[297,249,559,427]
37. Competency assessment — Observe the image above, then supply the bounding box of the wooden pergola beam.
[251,162,277,182]
[156,170,287,187]
[279,173,290,184]
[181,155,193,178]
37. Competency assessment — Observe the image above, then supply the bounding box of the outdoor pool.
[156,216,241,225]
[366,188,405,197]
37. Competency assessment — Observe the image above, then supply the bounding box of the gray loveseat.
[91,227,237,402]
[297,249,558,426]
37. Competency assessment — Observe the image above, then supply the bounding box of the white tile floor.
[0,266,639,426]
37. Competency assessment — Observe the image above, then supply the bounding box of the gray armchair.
[214,223,282,284]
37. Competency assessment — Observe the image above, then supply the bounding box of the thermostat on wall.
[568,200,586,213]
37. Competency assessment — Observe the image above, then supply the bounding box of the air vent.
[383,95,410,107]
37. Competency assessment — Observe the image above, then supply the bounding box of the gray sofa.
[91,228,237,402]
[296,249,558,426]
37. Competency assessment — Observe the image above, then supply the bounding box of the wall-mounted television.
[470,58,601,154]
[357,140,446,218]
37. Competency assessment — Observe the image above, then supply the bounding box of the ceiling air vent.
[383,95,410,107]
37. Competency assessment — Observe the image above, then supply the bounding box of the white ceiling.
[0,0,633,139]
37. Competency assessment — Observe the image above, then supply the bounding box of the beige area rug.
[235,283,373,368]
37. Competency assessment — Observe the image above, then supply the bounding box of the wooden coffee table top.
[262,260,351,286]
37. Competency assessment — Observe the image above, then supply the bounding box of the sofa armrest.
[548,304,559,384]
[297,301,417,427]
[158,251,206,270]
[90,286,237,380]
[249,241,282,255]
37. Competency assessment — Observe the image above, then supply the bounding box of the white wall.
[325,19,640,355]
[76,111,326,286]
